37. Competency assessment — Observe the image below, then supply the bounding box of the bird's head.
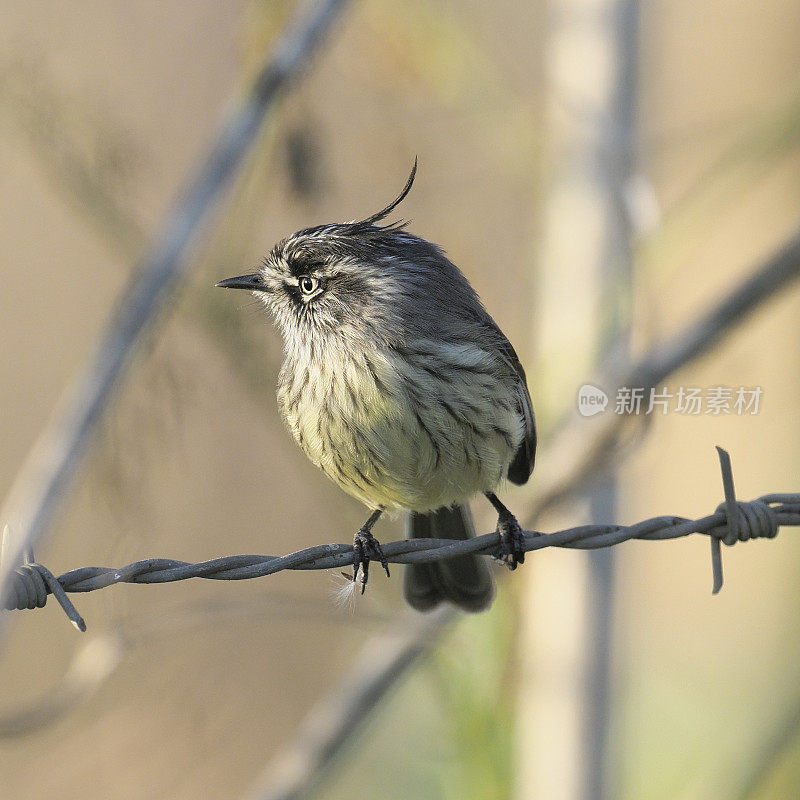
[216,160,436,352]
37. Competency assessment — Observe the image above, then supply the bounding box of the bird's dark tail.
[403,504,495,612]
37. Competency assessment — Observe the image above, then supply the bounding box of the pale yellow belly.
[277,345,523,512]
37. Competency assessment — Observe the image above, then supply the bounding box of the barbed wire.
[5,448,798,632]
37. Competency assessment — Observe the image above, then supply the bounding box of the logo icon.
[577,384,608,417]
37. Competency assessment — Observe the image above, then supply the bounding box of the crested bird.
[217,162,535,611]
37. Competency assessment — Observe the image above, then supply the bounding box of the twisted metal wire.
[4,448,798,632]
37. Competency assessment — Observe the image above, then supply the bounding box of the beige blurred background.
[0,1,799,799]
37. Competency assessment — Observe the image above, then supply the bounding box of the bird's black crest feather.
[348,158,417,232]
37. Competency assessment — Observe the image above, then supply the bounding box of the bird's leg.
[353,508,390,594]
[485,492,526,570]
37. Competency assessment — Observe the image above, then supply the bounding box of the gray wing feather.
[480,319,537,485]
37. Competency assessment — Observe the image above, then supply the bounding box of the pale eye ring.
[298,275,319,295]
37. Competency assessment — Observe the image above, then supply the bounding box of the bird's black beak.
[215,273,265,291]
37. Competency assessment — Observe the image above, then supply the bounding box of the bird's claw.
[353,528,390,593]
[495,512,526,570]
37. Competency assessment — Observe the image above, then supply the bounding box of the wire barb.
[711,447,781,594]
[7,562,86,632]
[2,448,797,632]
[712,446,736,593]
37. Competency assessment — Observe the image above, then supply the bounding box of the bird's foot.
[495,511,526,570]
[353,528,390,594]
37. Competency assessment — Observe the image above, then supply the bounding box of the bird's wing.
[480,319,537,485]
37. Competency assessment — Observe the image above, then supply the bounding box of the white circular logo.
[577,384,608,417]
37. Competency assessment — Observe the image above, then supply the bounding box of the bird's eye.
[298,275,319,295]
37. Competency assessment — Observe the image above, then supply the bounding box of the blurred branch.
[1,55,287,398]
[241,606,453,800]
[0,635,122,737]
[641,81,800,277]
[5,449,799,630]
[631,230,800,385]
[533,227,800,515]
[0,0,351,625]
[0,591,389,739]
[0,60,146,259]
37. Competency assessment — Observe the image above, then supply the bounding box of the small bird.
[217,162,535,612]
